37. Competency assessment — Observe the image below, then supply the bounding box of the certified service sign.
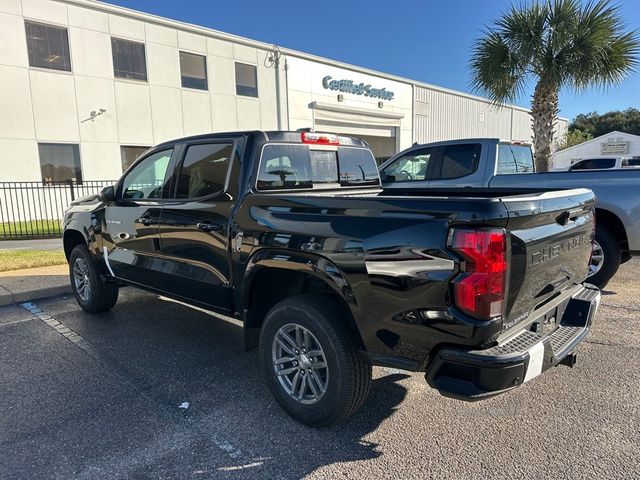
[322,75,394,100]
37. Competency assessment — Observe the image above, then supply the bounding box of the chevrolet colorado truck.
[380,138,640,289]
[63,131,600,426]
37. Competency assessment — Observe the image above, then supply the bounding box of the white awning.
[309,101,404,128]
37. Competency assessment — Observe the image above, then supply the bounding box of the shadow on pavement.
[25,289,410,479]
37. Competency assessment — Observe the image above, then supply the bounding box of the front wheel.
[259,294,372,427]
[69,245,119,313]
[587,227,621,289]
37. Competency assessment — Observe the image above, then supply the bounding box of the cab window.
[436,144,481,179]
[175,143,233,198]
[497,144,534,174]
[381,148,433,182]
[121,149,173,199]
[256,145,378,190]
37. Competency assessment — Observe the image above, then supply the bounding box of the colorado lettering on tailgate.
[529,233,591,266]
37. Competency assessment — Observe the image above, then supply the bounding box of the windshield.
[256,145,379,190]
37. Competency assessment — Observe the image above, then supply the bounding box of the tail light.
[301,132,339,145]
[449,228,508,320]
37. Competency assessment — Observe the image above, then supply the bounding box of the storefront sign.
[601,142,629,154]
[322,76,394,100]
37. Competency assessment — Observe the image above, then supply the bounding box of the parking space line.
[20,301,178,412]
[19,301,251,464]
[0,317,38,327]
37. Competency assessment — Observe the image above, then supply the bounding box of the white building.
[0,0,568,183]
[553,131,640,169]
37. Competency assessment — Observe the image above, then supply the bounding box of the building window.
[235,62,258,97]
[38,143,82,183]
[111,37,147,81]
[120,146,150,172]
[24,21,71,72]
[180,51,208,90]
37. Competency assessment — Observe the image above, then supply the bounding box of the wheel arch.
[595,207,629,262]
[240,249,363,351]
[63,228,88,260]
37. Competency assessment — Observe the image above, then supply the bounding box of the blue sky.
[109,0,640,121]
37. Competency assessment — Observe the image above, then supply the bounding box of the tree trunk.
[530,83,559,172]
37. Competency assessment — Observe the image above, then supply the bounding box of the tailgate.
[501,188,595,330]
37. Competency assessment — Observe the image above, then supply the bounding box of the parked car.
[63,131,600,426]
[563,157,640,171]
[380,138,640,289]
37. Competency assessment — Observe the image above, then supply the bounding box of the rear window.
[256,145,379,190]
[497,144,534,174]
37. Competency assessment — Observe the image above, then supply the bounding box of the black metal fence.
[0,180,116,240]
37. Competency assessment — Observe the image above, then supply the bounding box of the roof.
[555,130,640,156]
[58,0,568,120]
[152,130,368,149]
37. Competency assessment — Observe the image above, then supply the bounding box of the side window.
[497,144,534,174]
[438,144,480,180]
[121,149,173,199]
[571,160,588,170]
[571,158,615,170]
[175,143,233,198]
[380,148,433,183]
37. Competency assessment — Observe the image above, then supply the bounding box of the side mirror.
[98,185,116,203]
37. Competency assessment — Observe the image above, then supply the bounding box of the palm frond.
[469,29,528,103]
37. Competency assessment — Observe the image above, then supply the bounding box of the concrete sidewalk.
[0,238,63,251]
[0,264,71,306]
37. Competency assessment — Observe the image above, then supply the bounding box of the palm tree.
[470,0,639,171]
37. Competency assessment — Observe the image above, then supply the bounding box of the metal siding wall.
[511,109,533,142]
[413,87,512,143]
[415,114,428,142]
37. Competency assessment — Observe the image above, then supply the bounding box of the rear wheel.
[260,294,372,427]
[69,245,118,313]
[587,227,621,289]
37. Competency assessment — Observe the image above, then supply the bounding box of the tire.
[69,244,118,313]
[587,227,621,289]
[259,294,372,427]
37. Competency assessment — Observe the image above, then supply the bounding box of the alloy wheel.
[588,240,604,278]
[73,257,91,302]
[272,323,329,405]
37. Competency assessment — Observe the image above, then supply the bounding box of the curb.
[0,284,72,307]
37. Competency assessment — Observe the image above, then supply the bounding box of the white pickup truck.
[380,138,640,288]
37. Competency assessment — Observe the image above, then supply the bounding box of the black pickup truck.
[63,131,600,426]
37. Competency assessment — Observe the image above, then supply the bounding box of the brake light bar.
[449,228,508,320]
[301,132,339,145]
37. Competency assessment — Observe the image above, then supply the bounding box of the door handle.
[197,221,221,233]
[137,216,157,226]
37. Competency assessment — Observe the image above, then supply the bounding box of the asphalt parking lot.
[1,261,639,480]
